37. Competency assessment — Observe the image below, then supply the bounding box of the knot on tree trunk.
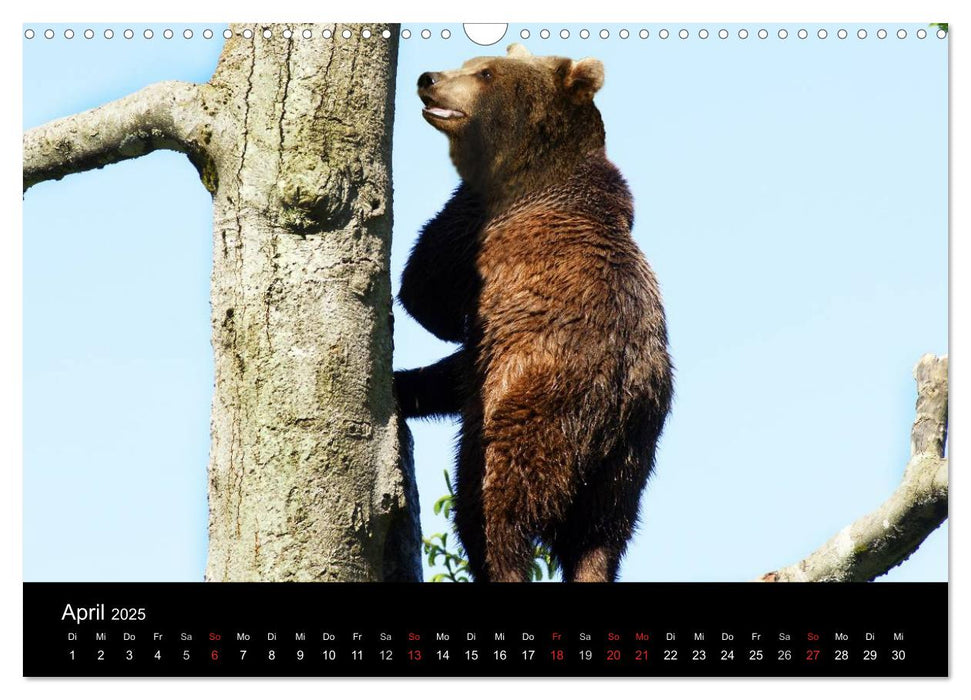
[276,164,355,235]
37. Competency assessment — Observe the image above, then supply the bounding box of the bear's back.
[473,150,671,430]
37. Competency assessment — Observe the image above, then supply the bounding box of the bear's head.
[417,44,607,206]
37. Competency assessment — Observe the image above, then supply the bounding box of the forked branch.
[760,354,948,582]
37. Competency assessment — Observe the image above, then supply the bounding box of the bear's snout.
[418,72,443,89]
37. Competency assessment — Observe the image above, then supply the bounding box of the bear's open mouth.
[420,95,467,120]
[422,104,465,119]
[423,105,467,120]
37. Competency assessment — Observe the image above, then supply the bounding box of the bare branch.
[760,354,948,582]
[23,80,213,192]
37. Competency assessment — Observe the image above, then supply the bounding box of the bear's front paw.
[393,369,420,418]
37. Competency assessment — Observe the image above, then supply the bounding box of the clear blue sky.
[23,23,947,582]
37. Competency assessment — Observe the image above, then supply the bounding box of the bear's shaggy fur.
[396,44,672,582]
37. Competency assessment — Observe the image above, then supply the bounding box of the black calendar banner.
[24,582,947,677]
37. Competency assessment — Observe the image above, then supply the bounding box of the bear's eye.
[477,68,493,81]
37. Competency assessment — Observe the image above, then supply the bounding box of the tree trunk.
[202,25,418,581]
[23,23,422,582]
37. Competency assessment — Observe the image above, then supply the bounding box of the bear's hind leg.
[552,441,654,583]
[454,418,491,582]
[482,507,535,583]
[480,403,577,583]
[453,486,489,582]
[480,425,536,582]
[556,545,624,583]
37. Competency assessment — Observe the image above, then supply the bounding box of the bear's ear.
[563,57,605,103]
[506,43,532,58]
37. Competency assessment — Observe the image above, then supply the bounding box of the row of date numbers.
[68,647,908,663]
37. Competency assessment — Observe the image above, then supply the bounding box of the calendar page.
[22,21,948,677]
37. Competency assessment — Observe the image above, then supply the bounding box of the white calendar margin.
[2,0,965,698]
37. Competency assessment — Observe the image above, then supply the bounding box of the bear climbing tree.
[23,24,948,583]
[396,44,675,582]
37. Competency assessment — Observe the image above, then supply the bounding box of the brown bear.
[395,44,673,582]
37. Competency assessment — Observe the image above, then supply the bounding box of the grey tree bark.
[23,23,422,582]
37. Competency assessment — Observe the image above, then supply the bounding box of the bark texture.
[22,81,210,192]
[760,355,948,582]
[23,23,421,582]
